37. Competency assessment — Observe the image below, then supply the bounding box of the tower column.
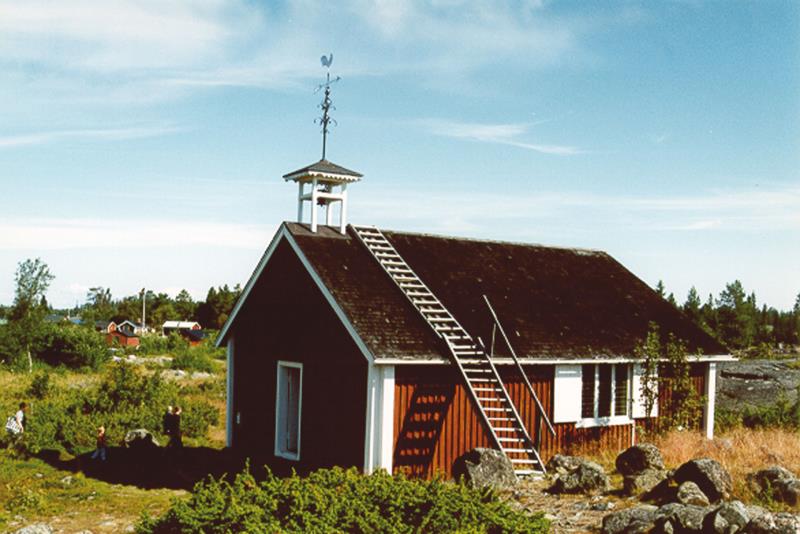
[297,182,305,223]
[310,178,319,232]
[340,184,348,234]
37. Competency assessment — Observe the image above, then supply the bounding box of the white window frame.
[576,363,633,428]
[274,360,303,461]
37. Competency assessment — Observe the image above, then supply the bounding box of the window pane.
[614,365,629,416]
[285,367,300,452]
[581,364,595,418]
[598,365,612,418]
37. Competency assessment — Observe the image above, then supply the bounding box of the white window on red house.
[580,363,631,423]
[275,361,303,460]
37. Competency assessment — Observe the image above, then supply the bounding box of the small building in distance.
[94,321,117,334]
[107,328,140,348]
[162,321,201,337]
[117,320,145,336]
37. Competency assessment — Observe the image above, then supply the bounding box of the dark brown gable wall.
[230,238,367,475]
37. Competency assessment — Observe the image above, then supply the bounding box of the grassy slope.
[0,355,227,533]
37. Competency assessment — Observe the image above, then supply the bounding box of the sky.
[0,0,798,312]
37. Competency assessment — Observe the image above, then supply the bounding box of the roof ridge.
[372,226,608,256]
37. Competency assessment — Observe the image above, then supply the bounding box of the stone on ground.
[549,458,610,495]
[123,428,160,451]
[616,443,665,476]
[601,505,659,534]
[452,447,517,490]
[708,500,750,534]
[747,466,800,507]
[13,525,53,534]
[673,458,733,503]
[677,481,711,506]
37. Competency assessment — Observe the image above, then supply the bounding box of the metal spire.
[315,53,340,160]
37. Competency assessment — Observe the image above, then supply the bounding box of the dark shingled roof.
[286,223,726,361]
[283,159,363,180]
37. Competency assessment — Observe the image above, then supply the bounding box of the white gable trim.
[215,225,374,364]
[216,225,290,346]
[372,354,735,366]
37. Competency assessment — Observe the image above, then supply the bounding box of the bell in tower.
[283,53,362,235]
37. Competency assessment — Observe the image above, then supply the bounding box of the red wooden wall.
[393,362,707,478]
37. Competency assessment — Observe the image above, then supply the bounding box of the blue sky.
[0,1,798,311]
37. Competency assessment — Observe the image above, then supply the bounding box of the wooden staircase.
[352,225,547,476]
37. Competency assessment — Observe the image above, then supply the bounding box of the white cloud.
[420,118,583,155]
[0,218,276,251]
[0,125,182,148]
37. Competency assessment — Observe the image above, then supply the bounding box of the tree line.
[77,284,242,331]
[656,280,800,352]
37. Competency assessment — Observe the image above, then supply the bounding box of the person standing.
[91,425,107,461]
[5,402,27,446]
[167,406,183,449]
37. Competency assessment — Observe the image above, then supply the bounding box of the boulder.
[743,512,800,533]
[545,454,584,475]
[616,443,665,476]
[674,458,733,503]
[123,428,160,451]
[717,361,800,414]
[452,448,517,490]
[654,503,711,534]
[624,469,668,496]
[601,505,659,534]
[13,525,53,534]
[549,459,610,495]
[707,500,750,534]
[677,481,711,506]
[747,466,800,507]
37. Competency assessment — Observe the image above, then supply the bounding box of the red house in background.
[107,328,140,348]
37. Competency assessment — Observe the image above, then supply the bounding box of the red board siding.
[393,362,707,478]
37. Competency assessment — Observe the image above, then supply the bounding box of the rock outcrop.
[453,448,517,490]
[677,481,711,506]
[717,360,800,414]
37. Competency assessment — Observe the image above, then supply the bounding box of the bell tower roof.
[283,159,363,183]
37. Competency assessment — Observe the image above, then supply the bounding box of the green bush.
[21,363,218,454]
[138,335,170,355]
[36,324,108,369]
[716,387,800,431]
[137,466,548,534]
[26,371,53,400]
[170,350,214,374]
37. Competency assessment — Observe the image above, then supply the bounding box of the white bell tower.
[283,160,362,234]
[283,53,362,235]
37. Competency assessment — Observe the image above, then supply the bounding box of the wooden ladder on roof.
[352,224,547,477]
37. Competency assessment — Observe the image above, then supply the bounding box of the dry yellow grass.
[573,428,800,505]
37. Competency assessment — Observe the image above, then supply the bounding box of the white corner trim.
[363,364,395,474]
[216,225,290,347]
[226,337,235,448]
[704,362,717,439]
[274,360,303,461]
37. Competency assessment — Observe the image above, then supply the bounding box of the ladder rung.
[473,387,500,392]
[484,407,512,412]
[492,427,519,432]
[511,459,540,464]
[476,397,505,402]
[487,417,511,421]
[463,368,491,373]
[514,469,543,476]
[498,437,525,442]
[502,448,534,453]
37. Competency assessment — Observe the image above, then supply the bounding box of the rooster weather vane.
[315,53,340,160]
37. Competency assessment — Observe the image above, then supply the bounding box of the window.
[274,361,302,460]
[580,364,630,425]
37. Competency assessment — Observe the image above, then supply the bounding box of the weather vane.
[315,53,340,160]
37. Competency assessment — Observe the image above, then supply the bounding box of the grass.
[0,448,184,532]
[0,355,228,532]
